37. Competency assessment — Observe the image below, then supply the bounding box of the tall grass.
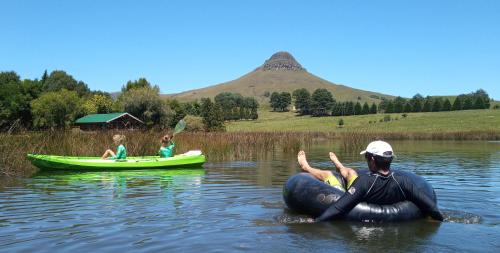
[0,131,319,177]
[1,129,498,177]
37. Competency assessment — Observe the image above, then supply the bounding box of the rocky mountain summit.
[169,51,392,104]
[258,51,305,71]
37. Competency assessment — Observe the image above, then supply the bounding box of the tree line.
[269,88,492,117]
[0,71,258,132]
[270,88,378,117]
[379,89,491,113]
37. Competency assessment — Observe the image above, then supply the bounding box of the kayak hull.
[27,154,206,171]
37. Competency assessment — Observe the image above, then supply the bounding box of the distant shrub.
[402,113,407,118]
[184,115,204,132]
[338,118,344,127]
[383,115,391,122]
[493,104,500,110]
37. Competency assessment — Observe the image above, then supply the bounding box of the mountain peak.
[259,51,305,71]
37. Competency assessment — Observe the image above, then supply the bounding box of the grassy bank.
[2,109,499,177]
[226,109,500,137]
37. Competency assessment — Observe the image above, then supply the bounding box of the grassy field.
[226,108,500,135]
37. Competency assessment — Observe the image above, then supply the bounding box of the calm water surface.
[0,140,499,252]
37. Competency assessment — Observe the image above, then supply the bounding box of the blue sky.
[1,0,499,99]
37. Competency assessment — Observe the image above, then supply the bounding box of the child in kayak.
[101,134,127,160]
[159,134,175,158]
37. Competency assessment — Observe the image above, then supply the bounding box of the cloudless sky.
[1,0,499,99]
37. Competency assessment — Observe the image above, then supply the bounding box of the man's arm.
[315,177,367,221]
[411,191,444,221]
[401,176,444,221]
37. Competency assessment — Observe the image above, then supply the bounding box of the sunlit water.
[1,140,499,252]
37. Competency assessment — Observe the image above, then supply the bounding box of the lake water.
[0,140,499,252]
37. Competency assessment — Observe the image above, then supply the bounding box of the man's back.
[316,170,443,221]
[354,170,407,205]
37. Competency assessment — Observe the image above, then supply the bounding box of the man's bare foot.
[297,150,312,172]
[329,152,340,164]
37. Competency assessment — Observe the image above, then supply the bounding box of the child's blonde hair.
[113,134,126,144]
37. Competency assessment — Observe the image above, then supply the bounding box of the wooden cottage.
[75,112,144,131]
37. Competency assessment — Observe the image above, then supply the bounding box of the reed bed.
[0,131,319,177]
[1,129,498,177]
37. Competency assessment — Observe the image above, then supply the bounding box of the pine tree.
[370,103,377,114]
[452,97,463,111]
[474,97,485,109]
[346,101,355,115]
[410,94,424,112]
[41,70,48,85]
[442,99,452,111]
[463,96,473,110]
[362,102,370,115]
[393,97,406,113]
[422,99,432,112]
[354,102,362,115]
[403,102,412,113]
[386,101,394,113]
[432,98,443,112]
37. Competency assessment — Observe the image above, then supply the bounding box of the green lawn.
[226,109,500,133]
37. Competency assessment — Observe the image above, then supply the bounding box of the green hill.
[226,109,500,135]
[168,52,394,104]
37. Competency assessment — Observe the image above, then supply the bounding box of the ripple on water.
[442,209,483,224]
[0,140,499,252]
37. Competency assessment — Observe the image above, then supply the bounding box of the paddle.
[172,119,186,137]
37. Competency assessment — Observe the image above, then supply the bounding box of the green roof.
[75,112,143,124]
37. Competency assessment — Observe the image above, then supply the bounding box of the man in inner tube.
[297,140,444,222]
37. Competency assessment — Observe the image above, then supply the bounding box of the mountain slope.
[168,52,394,104]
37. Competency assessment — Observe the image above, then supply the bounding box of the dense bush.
[270,92,291,112]
[216,92,258,120]
[118,86,172,127]
[31,89,83,129]
[310,89,334,116]
[292,88,311,115]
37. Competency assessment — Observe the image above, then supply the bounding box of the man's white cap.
[360,140,395,158]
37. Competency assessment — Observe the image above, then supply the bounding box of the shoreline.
[1,130,499,177]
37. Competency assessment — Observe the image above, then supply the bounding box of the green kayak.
[27,152,206,171]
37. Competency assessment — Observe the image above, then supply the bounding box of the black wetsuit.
[316,170,444,221]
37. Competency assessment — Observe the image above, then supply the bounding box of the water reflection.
[279,215,440,252]
[32,168,205,199]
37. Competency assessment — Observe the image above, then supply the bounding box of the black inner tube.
[283,171,436,222]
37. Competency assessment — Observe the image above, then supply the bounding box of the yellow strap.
[347,175,358,189]
[324,175,345,191]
